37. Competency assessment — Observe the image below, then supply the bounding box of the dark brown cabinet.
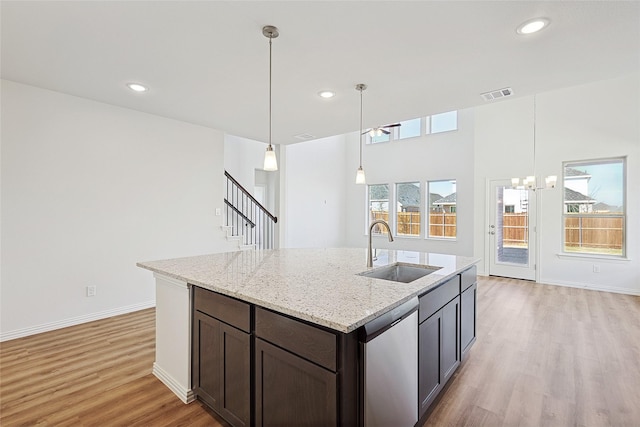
[255,338,337,426]
[418,294,460,418]
[461,281,477,360]
[441,296,461,382]
[418,307,442,414]
[192,288,250,427]
[254,306,342,426]
[192,265,476,426]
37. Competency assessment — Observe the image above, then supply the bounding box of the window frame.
[426,179,457,240]
[397,118,423,140]
[561,157,626,258]
[394,181,421,238]
[426,110,458,135]
[364,110,459,144]
[367,183,391,236]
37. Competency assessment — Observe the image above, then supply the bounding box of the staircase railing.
[224,170,277,250]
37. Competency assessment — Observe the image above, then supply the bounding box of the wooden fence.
[502,213,528,247]
[428,212,456,238]
[565,215,624,252]
[371,211,623,253]
[371,211,456,238]
[370,211,390,234]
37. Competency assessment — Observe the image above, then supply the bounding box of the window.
[368,132,390,144]
[427,111,457,134]
[398,118,421,140]
[563,158,625,256]
[505,205,515,213]
[365,111,457,143]
[428,180,457,239]
[396,182,421,236]
[368,184,389,235]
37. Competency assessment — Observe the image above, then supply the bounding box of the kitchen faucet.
[367,220,394,268]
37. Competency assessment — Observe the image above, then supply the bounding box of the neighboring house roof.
[433,192,457,205]
[369,184,389,200]
[429,193,443,206]
[565,167,591,179]
[564,187,595,203]
[593,202,623,212]
[397,183,420,207]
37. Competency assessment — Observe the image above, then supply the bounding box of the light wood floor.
[424,277,640,427]
[0,308,228,427]
[1,277,639,426]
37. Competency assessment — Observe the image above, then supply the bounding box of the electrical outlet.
[215,208,221,216]
[86,285,97,297]
[593,265,601,273]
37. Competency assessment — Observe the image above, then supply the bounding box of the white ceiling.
[2,1,639,145]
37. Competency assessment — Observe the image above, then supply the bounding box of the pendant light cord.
[533,94,536,175]
[359,88,363,168]
[268,36,273,149]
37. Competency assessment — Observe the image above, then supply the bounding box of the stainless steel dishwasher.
[360,296,418,427]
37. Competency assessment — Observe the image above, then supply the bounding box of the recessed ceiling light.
[126,83,148,92]
[318,90,335,99]
[516,18,550,35]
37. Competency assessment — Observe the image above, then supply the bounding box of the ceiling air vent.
[294,133,315,141]
[480,87,513,101]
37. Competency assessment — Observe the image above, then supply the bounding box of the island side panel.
[152,273,194,403]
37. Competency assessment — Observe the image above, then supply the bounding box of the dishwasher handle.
[359,297,419,343]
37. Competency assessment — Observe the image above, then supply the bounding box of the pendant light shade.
[263,25,279,171]
[264,145,277,171]
[355,83,367,184]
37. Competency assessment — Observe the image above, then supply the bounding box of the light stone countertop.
[137,248,479,333]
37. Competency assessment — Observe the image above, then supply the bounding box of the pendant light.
[355,83,367,184]
[263,25,279,171]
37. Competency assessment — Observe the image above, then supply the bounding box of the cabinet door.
[461,282,477,359]
[193,311,222,408]
[255,338,337,427]
[192,312,250,427]
[418,311,442,418]
[441,296,460,383]
[219,323,250,427]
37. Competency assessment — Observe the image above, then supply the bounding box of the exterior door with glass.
[488,179,536,281]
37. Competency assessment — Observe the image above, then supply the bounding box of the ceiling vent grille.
[294,133,315,140]
[481,87,513,101]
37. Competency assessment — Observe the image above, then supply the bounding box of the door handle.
[489,231,495,235]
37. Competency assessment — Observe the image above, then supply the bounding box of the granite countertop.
[137,248,479,333]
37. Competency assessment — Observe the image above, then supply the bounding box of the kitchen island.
[138,248,479,426]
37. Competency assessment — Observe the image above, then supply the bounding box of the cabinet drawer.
[460,265,477,292]
[419,276,460,324]
[194,286,251,333]
[255,307,337,372]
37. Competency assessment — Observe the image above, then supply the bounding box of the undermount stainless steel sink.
[358,263,441,283]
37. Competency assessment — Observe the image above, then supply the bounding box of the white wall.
[474,74,640,294]
[1,80,228,340]
[344,109,476,255]
[473,96,534,276]
[283,135,348,248]
[224,134,269,195]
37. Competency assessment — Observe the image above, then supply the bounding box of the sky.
[567,161,624,207]
[429,180,456,197]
